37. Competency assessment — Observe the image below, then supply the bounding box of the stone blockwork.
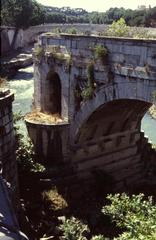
[26,120,69,165]
[0,89,28,239]
[26,33,156,190]
[0,89,17,192]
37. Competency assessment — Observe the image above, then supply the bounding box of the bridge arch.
[74,99,151,144]
[71,84,152,142]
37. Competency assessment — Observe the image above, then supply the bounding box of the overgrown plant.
[59,193,156,240]
[14,112,45,173]
[34,46,45,60]
[53,27,62,33]
[94,45,108,64]
[46,45,71,63]
[105,18,155,39]
[102,193,156,240]
[82,62,95,100]
[59,216,89,240]
[42,187,68,211]
[130,27,152,39]
[67,27,77,34]
[106,18,130,37]
[152,90,156,102]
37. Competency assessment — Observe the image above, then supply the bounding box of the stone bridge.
[22,24,154,46]
[26,33,156,190]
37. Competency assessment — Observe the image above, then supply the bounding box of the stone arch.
[43,70,61,115]
[71,83,153,142]
[73,99,151,144]
[71,99,152,191]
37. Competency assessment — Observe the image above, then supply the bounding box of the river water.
[9,65,156,144]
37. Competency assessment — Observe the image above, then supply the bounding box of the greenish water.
[9,66,34,136]
[141,114,156,144]
[9,65,156,144]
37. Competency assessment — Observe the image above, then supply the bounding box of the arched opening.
[43,71,61,115]
[73,99,154,191]
[75,99,151,144]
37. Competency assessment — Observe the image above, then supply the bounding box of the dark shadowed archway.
[75,99,151,144]
[71,99,152,191]
[42,71,61,115]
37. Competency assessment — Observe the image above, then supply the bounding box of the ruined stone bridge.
[26,33,156,190]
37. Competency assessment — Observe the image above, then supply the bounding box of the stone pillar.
[25,119,70,166]
[0,89,18,195]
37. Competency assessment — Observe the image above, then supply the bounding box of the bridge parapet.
[38,33,156,106]
[40,33,156,71]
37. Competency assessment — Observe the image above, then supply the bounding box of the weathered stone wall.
[0,89,28,239]
[26,120,70,165]
[0,89,17,192]
[72,130,143,190]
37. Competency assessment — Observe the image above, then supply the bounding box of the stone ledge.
[0,91,14,107]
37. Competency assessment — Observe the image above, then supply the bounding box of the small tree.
[106,18,130,37]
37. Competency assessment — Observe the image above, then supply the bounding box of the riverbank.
[149,104,156,120]
[0,47,33,79]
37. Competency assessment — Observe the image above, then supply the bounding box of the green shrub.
[94,45,108,64]
[105,18,154,39]
[67,27,77,34]
[34,46,44,59]
[130,27,151,39]
[14,112,45,173]
[102,193,156,240]
[106,18,130,37]
[81,62,95,100]
[58,193,156,240]
[81,86,94,100]
[152,90,156,102]
[53,27,62,33]
[59,216,89,240]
